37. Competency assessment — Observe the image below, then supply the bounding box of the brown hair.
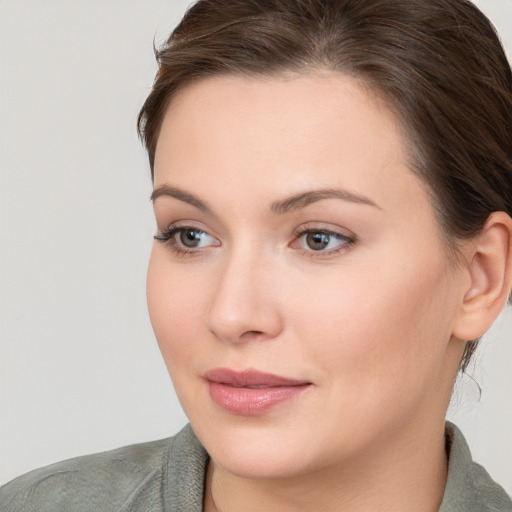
[137,0,512,372]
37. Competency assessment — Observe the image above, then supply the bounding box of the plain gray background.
[1,0,511,492]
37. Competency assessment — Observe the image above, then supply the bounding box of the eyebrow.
[150,185,380,214]
[150,185,211,212]
[271,188,381,214]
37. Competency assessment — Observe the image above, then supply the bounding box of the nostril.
[206,265,284,343]
[240,330,265,341]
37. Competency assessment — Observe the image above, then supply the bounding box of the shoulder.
[0,425,207,512]
[440,422,512,512]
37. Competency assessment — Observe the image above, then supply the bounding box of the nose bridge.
[207,240,282,343]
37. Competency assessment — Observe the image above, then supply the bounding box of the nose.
[207,247,284,344]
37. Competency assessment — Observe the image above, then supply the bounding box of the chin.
[212,441,311,480]
[190,414,325,480]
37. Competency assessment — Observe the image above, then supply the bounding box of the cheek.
[146,248,210,368]
[289,252,457,404]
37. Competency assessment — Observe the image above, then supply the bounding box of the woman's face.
[148,73,467,479]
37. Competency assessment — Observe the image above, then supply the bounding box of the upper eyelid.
[294,229,354,245]
[155,221,356,245]
[157,221,214,235]
[296,227,350,237]
[157,224,215,239]
[293,222,355,238]
[154,226,220,254]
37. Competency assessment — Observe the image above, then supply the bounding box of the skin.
[147,72,479,511]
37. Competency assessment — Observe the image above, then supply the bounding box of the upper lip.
[204,368,311,388]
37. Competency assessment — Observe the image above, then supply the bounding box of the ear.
[453,212,512,341]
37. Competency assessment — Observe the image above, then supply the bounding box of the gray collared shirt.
[1,422,510,511]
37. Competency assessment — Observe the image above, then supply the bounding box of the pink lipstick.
[204,368,311,415]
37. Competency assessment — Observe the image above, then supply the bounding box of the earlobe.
[453,212,512,341]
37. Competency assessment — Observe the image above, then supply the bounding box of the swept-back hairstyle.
[138,0,512,371]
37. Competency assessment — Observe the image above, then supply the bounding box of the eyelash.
[292,226,355,257]
[154,224,356,258]
[153,224,214,257]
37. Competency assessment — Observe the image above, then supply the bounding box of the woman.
[1,0,511,510]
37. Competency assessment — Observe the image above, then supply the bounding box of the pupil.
[180,229,201,248]
[307,232,329,250]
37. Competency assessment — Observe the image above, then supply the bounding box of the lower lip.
[207,381,311,415]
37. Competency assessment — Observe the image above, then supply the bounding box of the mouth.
[203,368,312,415]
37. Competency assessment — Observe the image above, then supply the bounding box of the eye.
[154,225,220,253]
[177,228,214,248]
[293,228,354,255]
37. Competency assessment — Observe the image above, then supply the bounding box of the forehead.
[153,72,427,216]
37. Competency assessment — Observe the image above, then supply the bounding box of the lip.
[204,368,312,415]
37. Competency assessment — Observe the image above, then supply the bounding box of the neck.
[204,419,448,512]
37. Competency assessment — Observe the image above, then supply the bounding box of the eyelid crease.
[289,224,357,257]
[154,222,356,259]
[154,224,220,257]
[154,224,217,242]
[292,221,356,240]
